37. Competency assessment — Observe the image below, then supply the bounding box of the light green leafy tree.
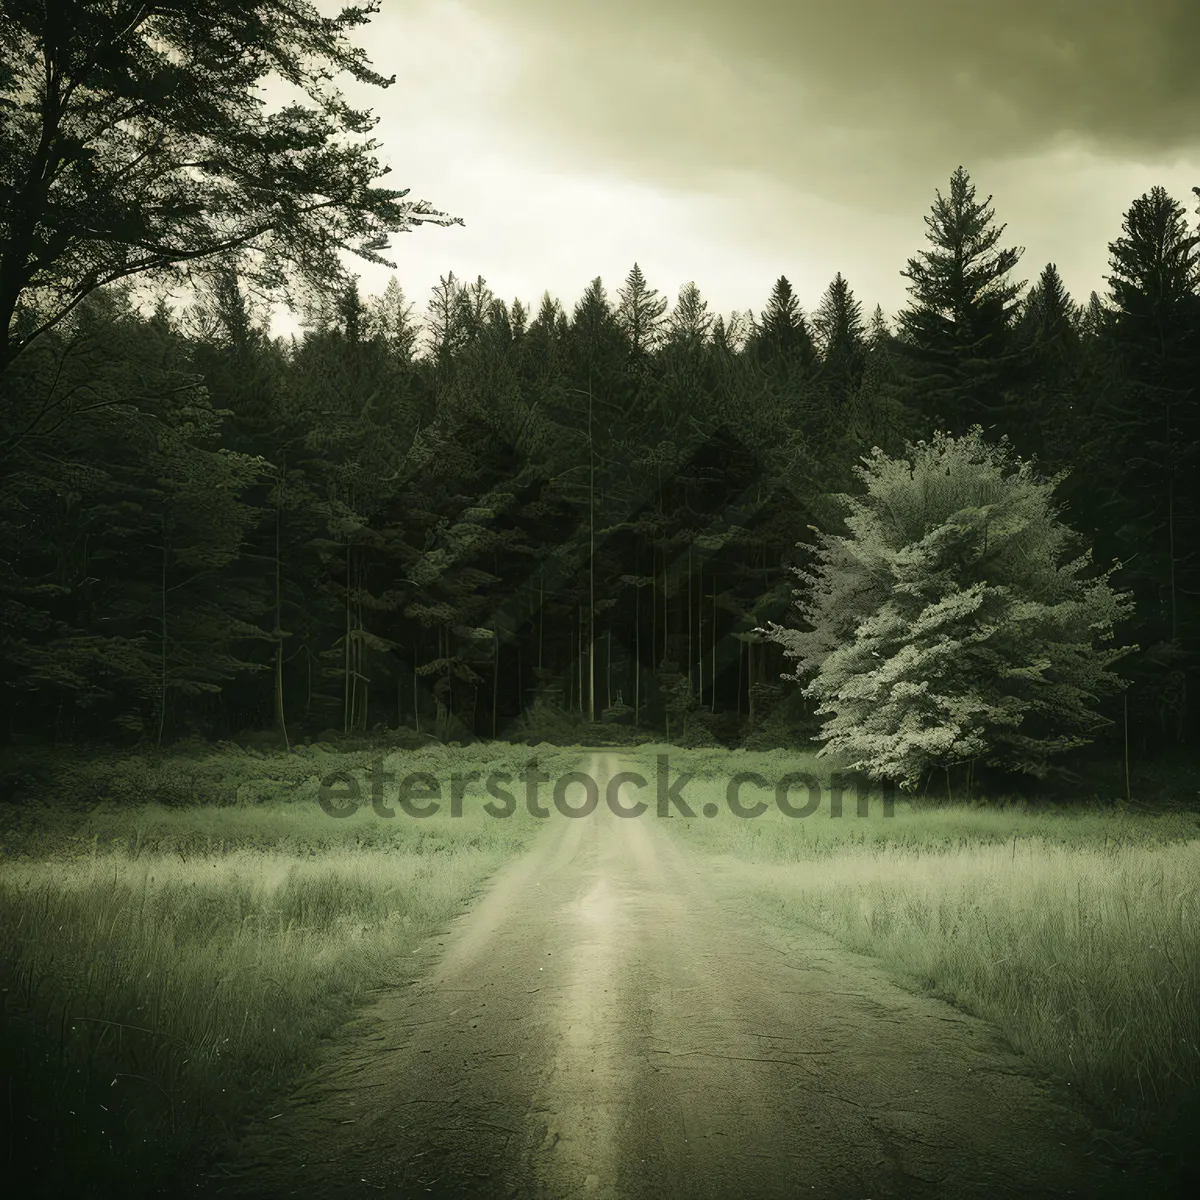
[758,429,1136,790]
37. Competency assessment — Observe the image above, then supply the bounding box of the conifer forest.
[2,18,1198,792]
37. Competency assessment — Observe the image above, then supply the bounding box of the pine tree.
[567,277,627,387]
[366,277,422,367]
[0,286,269,742]
[615,263,668,358]
[894,167,1026,438]
[649,281,720,444]
[1073,187,1200,748]
[455,275,496,350]
[285,280,437,735]
[184,264,302,740]
[806,272,869,473]
[1006,262,1083,468]
[665,281,715,348]
[813,271,867,396]
[425,273,467,367]
[747,276,816,376]
[711,310,752,358]
[485,297,513,347]
[523,292,568,381]
[509,298,529,342]
[1078,290,1114,342]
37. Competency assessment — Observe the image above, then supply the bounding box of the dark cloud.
[460,1,1200,210]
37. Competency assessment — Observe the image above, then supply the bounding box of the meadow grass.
[640,745,1200,1160]
[0,740,589,1198]
[6,737,1197,1190]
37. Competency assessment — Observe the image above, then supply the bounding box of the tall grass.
[650,746,1200,1163]
[0,742,585,1198]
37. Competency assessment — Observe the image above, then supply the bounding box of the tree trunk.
[748,639,756,724]
[1168,456,1178,642]
[606,627,611,712]
[274,636,288,747]
[273,456,290,750]
[343,542,351,734]
[662,548,668,663]
[588,379,596,723]
[353,553,366,735]
[445,625,453,737]
[635,567,641,728]
[688,541,693,689]
[651,545,656,719]
[711,577,717,713]
[737,637,743,718]
[157,514,168,750]
[359,592,368,734]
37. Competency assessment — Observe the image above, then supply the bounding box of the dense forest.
[2,2,1198,793]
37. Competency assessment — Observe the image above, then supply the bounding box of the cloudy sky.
[273,0,1200,340]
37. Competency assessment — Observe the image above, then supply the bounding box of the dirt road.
[202,753,1149,1199]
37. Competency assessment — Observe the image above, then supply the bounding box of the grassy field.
[0,740,589,1199]
[629,744,1200,1173]
[5,736,1198,1192]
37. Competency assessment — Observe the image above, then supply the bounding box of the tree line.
[1,3,1198,792]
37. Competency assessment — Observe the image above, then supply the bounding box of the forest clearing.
[2,743,1196,1197]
